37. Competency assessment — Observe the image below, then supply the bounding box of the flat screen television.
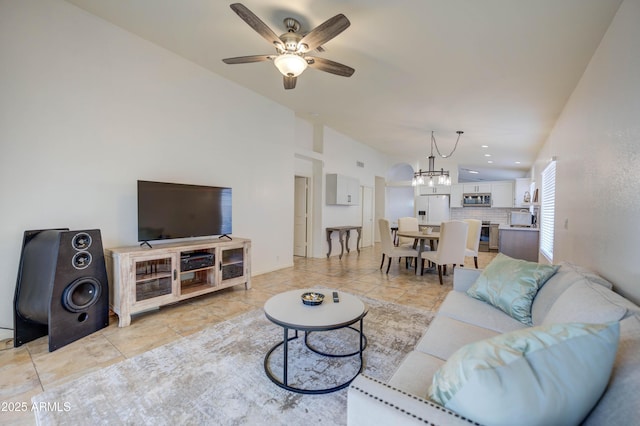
[137,180,232,242]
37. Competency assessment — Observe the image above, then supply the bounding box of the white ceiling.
[64,0,622,181]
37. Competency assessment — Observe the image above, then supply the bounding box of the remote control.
[333,291,340,303]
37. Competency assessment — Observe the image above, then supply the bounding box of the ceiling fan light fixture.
[274,54,308,77]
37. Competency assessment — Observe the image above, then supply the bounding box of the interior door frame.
[360,185,374,247]
[294,175,312,257]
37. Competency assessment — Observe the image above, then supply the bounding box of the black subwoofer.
[14,229,109,351]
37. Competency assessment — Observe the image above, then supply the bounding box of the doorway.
[360,186,374,247]
[294,176,309,257]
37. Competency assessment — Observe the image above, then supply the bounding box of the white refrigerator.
[415,195,451,225]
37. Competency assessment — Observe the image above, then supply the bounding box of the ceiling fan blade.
[222,55,274,64]
[298,14,350,52]
[230,3,283,49]
[306,57,355,77]
[283,76,297,90]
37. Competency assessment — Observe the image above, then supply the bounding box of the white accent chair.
[462,219,482,268]
[421,220,469,284]
[397,217,419,247]
[378,218,419,274]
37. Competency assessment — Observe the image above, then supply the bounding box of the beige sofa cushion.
[583,315,640,425]
[438,291,526,334]
[388,351,445,397]
[415,315,499,361]
[559,261,614,289]
[531,262,615,325]
[543,280,640,325]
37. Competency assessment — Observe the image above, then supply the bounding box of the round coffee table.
[263,289,368,394]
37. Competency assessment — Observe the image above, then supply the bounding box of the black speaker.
[14,228,110,351]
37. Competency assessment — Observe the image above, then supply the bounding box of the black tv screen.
[137,180,232,242]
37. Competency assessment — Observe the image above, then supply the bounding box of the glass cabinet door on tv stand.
[131,253,179,309]
[220,245,246,284]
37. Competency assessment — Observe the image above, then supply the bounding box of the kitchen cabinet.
[498,226,539,262]
[458,181,513,207]
[514,178,532,207]
[326,173,360,205]
[450,184,464,207]
[491,181,514,208]
[463,183,491,193]
[419,184,451,195]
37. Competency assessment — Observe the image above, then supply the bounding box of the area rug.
[33,296,433,425]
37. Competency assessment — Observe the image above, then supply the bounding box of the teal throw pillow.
[466,253,559,325]
[429,322,620,426]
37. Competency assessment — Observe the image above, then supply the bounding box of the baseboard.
[0,328,12,341]
[252,262,295,276]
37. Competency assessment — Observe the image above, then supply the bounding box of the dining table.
[396,230,440,276]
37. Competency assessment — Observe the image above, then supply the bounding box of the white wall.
[300,126,387,257]
[0,0,295,332]
[532,0,640,304]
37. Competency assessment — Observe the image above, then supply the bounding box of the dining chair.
[378,218,419,274]
[421,220,468,284]
[397,217,419,247]
[462,219,482,268]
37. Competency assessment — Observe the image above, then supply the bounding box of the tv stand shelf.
[105,237,251,327]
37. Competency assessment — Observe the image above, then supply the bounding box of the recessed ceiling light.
[481,145,488,148]
[487,160,493,164]
[515,161,521,164]
[484,154,491,157]
[468,170,479,174]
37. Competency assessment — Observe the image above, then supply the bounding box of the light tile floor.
[0,244,496,425]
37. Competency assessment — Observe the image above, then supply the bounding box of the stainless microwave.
[462,193,491,207]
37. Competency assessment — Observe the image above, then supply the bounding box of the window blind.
[540,160,556,262]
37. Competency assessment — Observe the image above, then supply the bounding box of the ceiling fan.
[222,3,355,90]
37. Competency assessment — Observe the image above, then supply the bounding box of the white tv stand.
[105,237,251,327]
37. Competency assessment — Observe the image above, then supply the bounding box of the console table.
[326,226,362,259]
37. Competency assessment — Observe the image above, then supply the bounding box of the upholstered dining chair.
[421,220,469,284]
[397,216,419,247]
[397,216,421,267]
[378,218,419,274]
[462,219,482,268]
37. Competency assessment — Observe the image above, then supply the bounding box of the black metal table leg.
[264,324,367,394]
[283,327,288,385]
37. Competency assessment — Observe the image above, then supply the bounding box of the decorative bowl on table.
[301,292,324,306]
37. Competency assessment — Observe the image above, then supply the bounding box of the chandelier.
[412,130,464,187]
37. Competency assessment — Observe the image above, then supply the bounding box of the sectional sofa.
[347,255,640,425]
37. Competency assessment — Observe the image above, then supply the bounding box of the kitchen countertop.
[499,225,539,232]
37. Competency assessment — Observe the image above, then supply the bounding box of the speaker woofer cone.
[72,251,92,269]
[62,277,101,313]
[72,232,92,251]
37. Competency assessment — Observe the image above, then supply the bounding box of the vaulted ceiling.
[65,0,622,181]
